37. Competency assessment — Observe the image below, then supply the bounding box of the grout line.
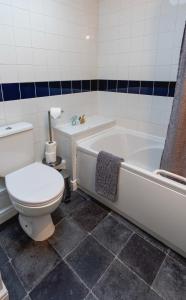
[150,253,168,292]
[62,233,89,260]
[64,259,91,295]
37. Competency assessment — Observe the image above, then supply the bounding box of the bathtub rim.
[77,144,186,195]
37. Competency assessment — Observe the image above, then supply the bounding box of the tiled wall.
[97,0,186,136]
[0,0,98,160]
[0,0,186,161]
[0,0,98,82]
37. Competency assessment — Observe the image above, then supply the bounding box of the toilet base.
[19,213,55,241]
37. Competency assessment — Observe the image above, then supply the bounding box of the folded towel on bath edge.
[95,151,124,202]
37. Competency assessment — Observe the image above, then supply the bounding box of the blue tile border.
[0,80,176,102]
[49,81,61,96]
[20,82,36,99]
[2,83,20,101]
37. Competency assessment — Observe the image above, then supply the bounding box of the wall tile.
[82,80,90,92]
[154,81,169,97]
[49,81,61,96]
[128,81,140,94]
[108,80,117,92]
[140,81,153,96]
[72,80,81,93]
[99,80,107,91]
[168,82,176,97]
[117,80,128,93]
[35,82,49,98]
[61,81,72,95]
[2,83,20,101]
[20,82,35,99]
[91,80,98,91]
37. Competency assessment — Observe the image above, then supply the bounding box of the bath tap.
[79,114,86,124]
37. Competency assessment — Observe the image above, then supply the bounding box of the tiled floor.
[0,190,186,300]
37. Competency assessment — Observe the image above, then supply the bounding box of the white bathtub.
[76,126,186,257]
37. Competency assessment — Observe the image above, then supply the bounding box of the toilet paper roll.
[50,107,61,120]
[45,141,56,153]
[45,151,56,164]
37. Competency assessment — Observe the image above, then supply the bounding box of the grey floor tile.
[0,217,31,259]
[66,235,114,288]
[93,259,151,300]
[0,245,8,266]
[119,234,165,285]
[49,218,87,258]
[12,241,61,291]
[72,201,108,232]
[30,261,88,300]
[59,191,88,217]
[92,215,133,254]
[51,206,65,225]
[111,212,168,253]
[168,249,186,267]
[152,256,186,300]
[1,262,26,300]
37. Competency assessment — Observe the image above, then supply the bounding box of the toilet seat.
[5,162,64,207]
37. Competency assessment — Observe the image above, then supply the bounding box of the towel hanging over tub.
[95,151,124,202]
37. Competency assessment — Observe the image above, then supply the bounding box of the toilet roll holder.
[48,108,64,143]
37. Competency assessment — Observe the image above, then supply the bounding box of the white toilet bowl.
[5,162,64,241]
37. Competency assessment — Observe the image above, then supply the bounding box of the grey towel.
[95,151,124,202]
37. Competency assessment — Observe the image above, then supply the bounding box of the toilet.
[0,122,64,241]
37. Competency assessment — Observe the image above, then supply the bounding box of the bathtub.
[76,126,186,257]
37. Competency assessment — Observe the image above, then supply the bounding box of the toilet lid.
[5,162,64,206]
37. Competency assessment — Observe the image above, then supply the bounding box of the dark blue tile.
[98,80,107,91]
[82,80,90,92]
[72,80,81,93]
[128,81,140,94]
[61,81,72,94]
[168,82,176,97]
[35,82,49,97]
[140,81,153,95]
[2,83,20,101]
[154,81,169,97]
[0,85,3,101]
[49,81,61,96]
[91,80,98,91]
[117,80,128,93]
[108,80,117,92]
[20,82,35,99]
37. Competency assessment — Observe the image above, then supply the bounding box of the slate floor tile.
[0,217,31,259]
[119,234,165,285]
[92,215,133,254]
[12,241,61,291]
[0,245,8,266]
[1,262,26,300]
[49,218,87,258]
[59,191,88,217]
[30,261,88,300]
[72,201,108,232]
[93,259,150,300]
[85,293,97,300]
[111,212,168,253]
[51,206,65,225]
[152,256,186,300]
[168,249,186,267]
[66,235,114,288]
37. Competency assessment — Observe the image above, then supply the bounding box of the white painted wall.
[97,0,185,136]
